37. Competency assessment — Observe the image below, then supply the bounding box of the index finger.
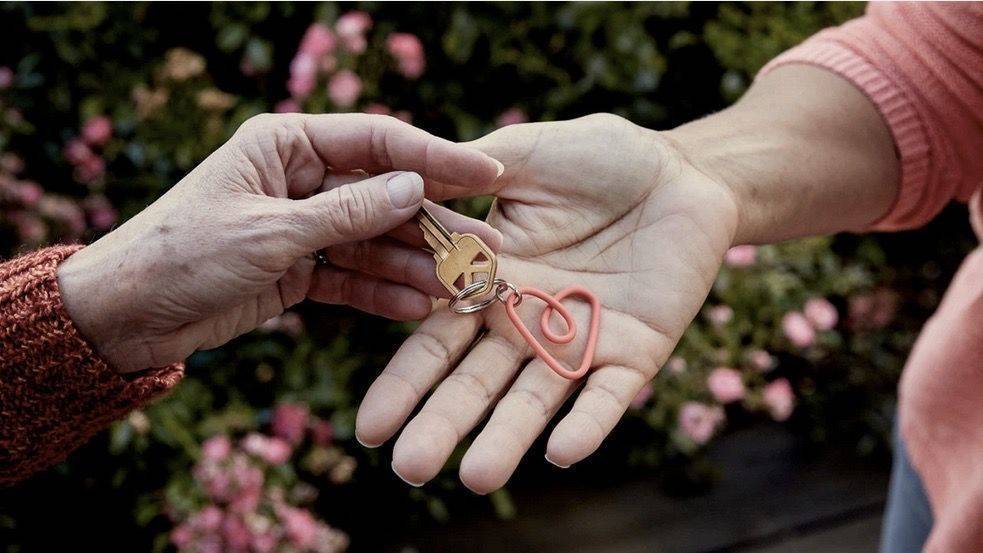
[302,114,504,193]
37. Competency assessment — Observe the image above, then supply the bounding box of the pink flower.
[706,367,745,403]
[665,356,687,375]
[804,297,838,331]
[336,11,372,53]
[724,245,757,268]
[327,70,362,108]
[289,53,318,80]
[496,107,528,128]
[782,311,816,348]
[82,115,113,147]
[363,103,390,115]
[272,403,309,444]
[310,419,334,447]
[299,23,337,57]
[85,195,118,231]
[193,505,224,532]
[74,155,106,184]
[274,99,301,113]
[747,349,775,372]
[280,506,318,548]
[222,513,252,551]
[707,305,733,327]
[251,532,278,553]
[762,378,796,421]
[0,66,13,89]
[630,383,653,409]
[63,138,93,165]
[848,288,899,331]
[263,437,292,465]
[386,32,425,78]
[16,181,43,206]
[202,435,232,461]
[678,401,725,445]
[170,523,194,549]
[11,213,46,244]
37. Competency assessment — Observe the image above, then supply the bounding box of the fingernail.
[387,171,424,208]
[492,158,505,178]
[545,454,570,469]
[392,461,425,487]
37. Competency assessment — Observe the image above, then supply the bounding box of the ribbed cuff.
[758,40,931,231]
[0,245,183,485]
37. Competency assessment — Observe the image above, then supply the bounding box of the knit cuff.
[0,245,183,484]
[758,40,930,232]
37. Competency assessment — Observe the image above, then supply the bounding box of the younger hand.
[58,114,503,372]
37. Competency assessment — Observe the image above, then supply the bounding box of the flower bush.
[0,2,975,550]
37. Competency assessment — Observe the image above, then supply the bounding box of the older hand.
[57,113,503,372]
[354,114,739,493]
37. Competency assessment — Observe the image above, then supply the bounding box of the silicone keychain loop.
[503,285,601,380]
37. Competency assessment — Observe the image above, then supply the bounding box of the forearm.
[666,64,899,245]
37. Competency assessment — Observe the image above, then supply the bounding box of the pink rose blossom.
[202,435,232,461]
[782,311,816,348]
[336,11,372,54]
[222,513,252,551]
[193,505,224,532]
[274,99,301,113]
[170,523,194,548]
[272,403,309,445]
[287,72,316,99]
[289,53,318,81]
[496,107,529,128]
[706,367,745,403]
[630,383,653,409]
[707,305,733,327]
[804,297,838,331]
[11,212,46,243]
[299,23,337,57]
[327,70,362,108]
[74,155,106,184]
[310,419,334,447]
[386,32,426,78]
[82,115,113,147]
[251,532,278,553]
[263,437,292,465]
[724,245,757,268]
[665,356,687,375]
[747,349,775,372]
[0,66,13,89]
[85,195,118,231]
[280,506,318,548]
[16,181,43,206]
[762,378,796,421]
[63,138,93,165]
[678,401,725,445]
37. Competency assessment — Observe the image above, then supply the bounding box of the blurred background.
[0,2,973,552]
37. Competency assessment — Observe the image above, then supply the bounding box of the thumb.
[290,171,424,251]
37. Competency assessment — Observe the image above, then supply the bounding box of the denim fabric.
[880,423,934,553]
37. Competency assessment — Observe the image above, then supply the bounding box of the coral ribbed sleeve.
[759,2,983,231]
[0,245,183,485]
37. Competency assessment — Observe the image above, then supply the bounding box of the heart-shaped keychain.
[448,279,601,380]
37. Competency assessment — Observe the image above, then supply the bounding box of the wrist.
[57,243,148,372]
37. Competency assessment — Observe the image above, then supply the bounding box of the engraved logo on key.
[416,207,498,296]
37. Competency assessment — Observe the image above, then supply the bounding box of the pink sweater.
[762,3,983,551]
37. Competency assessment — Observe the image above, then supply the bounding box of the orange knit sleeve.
[759,3,983,231]
[0,245,183,485]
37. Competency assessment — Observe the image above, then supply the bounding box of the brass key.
[416,207,497,296]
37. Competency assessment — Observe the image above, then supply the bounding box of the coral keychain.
[415,207,601,380]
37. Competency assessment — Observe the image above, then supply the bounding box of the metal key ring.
[448,280,499,314]
[495,280,522,307]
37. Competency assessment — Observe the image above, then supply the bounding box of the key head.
[435,233,497,296]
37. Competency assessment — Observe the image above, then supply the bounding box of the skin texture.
[57,113,504,373]
[354,65,900,494]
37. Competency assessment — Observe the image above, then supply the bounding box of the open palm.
[352,114,740,493]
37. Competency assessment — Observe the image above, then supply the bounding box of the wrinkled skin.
[58,113,503,372]
[352,114,740,493]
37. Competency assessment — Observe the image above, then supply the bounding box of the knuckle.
[507,388,550,418]
[410,331,452,365]
[444,372,494,403]
[324,185,370,237]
